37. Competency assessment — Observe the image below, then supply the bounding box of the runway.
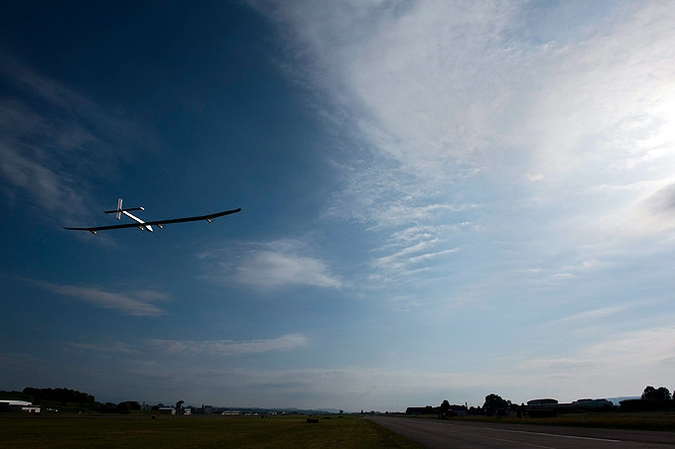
[367,416,675,448]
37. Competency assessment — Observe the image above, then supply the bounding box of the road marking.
[457,424,622,443]
[452,431,559,448]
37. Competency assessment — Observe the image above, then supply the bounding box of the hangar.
[0,400,41,413]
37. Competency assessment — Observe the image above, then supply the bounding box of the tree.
[440,400,451,413]
[118,401,141,411]
[482,393,510,416]
[22,387,95,405]
[641,386,671,401]
[115,402,130,414]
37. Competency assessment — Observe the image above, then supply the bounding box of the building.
[446,405,468,417]
[158,407,176,415]
[571,398,613,410]
[0,400,41,413]
[405,406,436,415]
[526,398,558,418]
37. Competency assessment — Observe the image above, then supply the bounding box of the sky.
[1,0,675,412]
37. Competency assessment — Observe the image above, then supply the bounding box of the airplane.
[64,198,241,234]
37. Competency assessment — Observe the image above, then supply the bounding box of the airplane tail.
[104,198,144,220]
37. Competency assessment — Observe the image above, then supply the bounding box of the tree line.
[4,384,674,416]
[0,387,141,414]
[408,385,675,417]
[619,385,673,412]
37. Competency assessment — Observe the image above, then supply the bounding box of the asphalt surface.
[367,416,675,448]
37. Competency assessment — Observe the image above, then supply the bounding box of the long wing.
[65,208,241,234]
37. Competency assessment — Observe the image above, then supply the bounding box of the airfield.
[369,416,675,448]
[0,413,419,449]
[3,412,675,448]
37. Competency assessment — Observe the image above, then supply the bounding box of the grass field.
[0,414,422,448]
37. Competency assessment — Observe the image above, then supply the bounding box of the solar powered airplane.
[64,198,241,234]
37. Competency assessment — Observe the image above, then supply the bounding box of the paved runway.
[367,416,675,448]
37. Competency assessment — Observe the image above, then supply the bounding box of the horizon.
[1,384,645,413]
[2,1,675,412]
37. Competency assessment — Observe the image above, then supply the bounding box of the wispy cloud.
[0,352,46,370]
[0,53,154,222]
[270,0,670,192]
[200,239,341,290]
[583,327,675,367]
[36,280,167,316]
[119,363,566,410]
[0,352,51,388]
[518,327,675,389]
[59,334,309,358]
[256,0,675,298]
[63,341,142,355]
[146,333,309,356]
[543,303,646,329]
[372,233,459,283]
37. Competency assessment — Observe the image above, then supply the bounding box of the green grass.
[0,414,421,448]
[455,412,675,431]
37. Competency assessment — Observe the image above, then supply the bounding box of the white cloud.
[236,250,340,289]
[243,8,675,408]
[584,327,675,367]
[519,5,675,180]
[372,236,459,282]
[259,2,675,259]
[146,333,309,356]
[547,304,635,326]
[36,281,167,316]
[517,327,675,397]
[201,239,341,290]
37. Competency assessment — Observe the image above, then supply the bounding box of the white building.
[0,400,41,413]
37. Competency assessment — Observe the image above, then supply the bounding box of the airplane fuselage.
[121,210,153,232]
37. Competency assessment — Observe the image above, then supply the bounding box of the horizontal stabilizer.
[104,198,144,221]
[104,206,144,214]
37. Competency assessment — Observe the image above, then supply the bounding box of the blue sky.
[2,0,675,412]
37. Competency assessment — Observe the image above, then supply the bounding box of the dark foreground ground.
[367,416,675,449]
[0,414,420,448]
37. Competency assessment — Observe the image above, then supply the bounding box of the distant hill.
[606,396,639,406]
[212,406,341,415]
